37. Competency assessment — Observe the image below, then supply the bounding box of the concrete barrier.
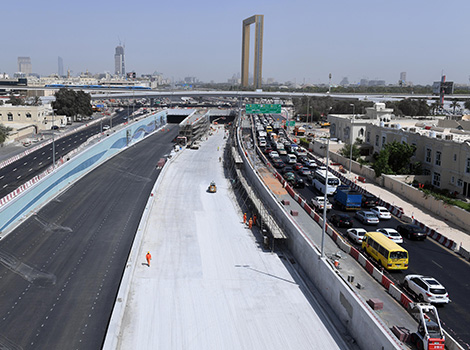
[0,112,167,235]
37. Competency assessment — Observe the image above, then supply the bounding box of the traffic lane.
[0,111,129,197]
[400,238,470,346]
[0,125,179,349]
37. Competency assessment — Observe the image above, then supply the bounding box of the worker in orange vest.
[146,251,152,267]
[243,213,247,224]
[248,217,253,229]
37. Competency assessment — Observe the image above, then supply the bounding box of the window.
[366,132,370,143]
[451,176,455,184]
[412,143,417,156]
[454,154,457,162]
[433,172,441,187]
[467,158,470,173]
[458,179,463,187]
[423,169,431,176]
[26,113,31,118]
[425,149,432,163]
[7,113,13,121]
[382,136,386,146]
[435,151,441,166]
[359,128,364,137]
[375,135,379,146]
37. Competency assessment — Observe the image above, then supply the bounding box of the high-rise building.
[399,72,406,86]
[114,45,125,76]
[58,56,64,77]
[17,57,32,74]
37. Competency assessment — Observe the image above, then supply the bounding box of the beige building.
[328,103,470,197]
[0,104,66,143]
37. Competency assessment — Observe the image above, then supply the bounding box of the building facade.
[114,46,125,77]
[17,57,32,74]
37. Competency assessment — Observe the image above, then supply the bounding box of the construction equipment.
[208,181,217,193]
[410,303,445,350]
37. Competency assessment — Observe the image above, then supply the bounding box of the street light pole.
[52,109,56,168]
[321,137,330,258]
[349,104,355,175]
[307,97,309,125]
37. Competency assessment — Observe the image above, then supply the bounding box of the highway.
[0,125,178,349]
[0,108,135,199]
[260,124,470,348]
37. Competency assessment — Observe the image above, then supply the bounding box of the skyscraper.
[114,45,125,77]
[17,57,32,74]
[58,56,64,77]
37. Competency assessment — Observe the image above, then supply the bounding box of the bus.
[362,232,409,271]
[312,169,340,195]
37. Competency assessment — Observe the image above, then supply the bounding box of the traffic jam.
[254,114,451,307]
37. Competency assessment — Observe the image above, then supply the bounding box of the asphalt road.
[0,124,178,349]
[261,134,470,349]
[0,109,135,199]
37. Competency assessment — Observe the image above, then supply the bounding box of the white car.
[346,228,367,244]
[269,151,280,159]
[377,228,403,244]
[103,125,110,130]
[403,275,450,304]
[370,206,391,219]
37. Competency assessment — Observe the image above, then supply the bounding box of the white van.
[259,139,267,147]
[287,154,297,164]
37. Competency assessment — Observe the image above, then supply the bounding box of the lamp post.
[349,104,355,175]
[52,109,56,168]
[321,137,330,258]
[306,97,309,124]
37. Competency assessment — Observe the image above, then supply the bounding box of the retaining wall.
[0,111,167,235]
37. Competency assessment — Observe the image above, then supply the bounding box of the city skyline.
[1,0,469,85]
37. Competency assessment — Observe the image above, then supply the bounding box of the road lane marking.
[17,175,21,179]
[432,260,443,269]
[33,157,37,160]
[29,168,33,172]
[12,168,17,172]
[3,184,7,188]
[39,162,42,165]
[24,162,27,165]
[0,175,3,179]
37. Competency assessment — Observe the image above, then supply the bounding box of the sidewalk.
[329,165,470,253]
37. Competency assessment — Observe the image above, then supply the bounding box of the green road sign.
[245,104,282,114]
[285,121,295,126]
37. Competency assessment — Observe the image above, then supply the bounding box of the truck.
[334,186,362,211]
[310,196,332,212]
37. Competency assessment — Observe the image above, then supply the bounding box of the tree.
[339,143,361,161]
[372,141,416,177]
[52,88,93,120]
[0,124,13,145]
[450,100,460,115]
[464,100,470,111]
[7,95,24,106]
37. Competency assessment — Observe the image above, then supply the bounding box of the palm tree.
[450,100,459,115]
[430,101,440,115]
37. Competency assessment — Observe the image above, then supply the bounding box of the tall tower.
[241,15,264,89]
[114,45,125,77]
[17,57,32,74]
[58,56,64,77]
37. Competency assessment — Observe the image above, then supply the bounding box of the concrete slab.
[115,127,348,349]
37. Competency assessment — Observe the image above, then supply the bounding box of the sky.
[2,0,469,85]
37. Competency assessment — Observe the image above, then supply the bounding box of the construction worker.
[248,217,253,229]
[146,251,152,267]
[253,214,257,225]
[243,213,247,224]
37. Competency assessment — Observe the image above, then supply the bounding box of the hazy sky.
[2,0,469,85]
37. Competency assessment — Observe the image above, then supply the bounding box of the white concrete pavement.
[110,127,350,349]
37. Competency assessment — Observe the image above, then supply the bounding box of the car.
[304,159,317,168]
[282,166,294,174]
[299,155,310,164]
[346,228,367,244]
[51,125,59,130]
[283,172,296,184]
[403,275,449,304]
[263,147,273,154]
[102,125,110,130]
[377,228,403,244]
[298,168,311,177]
[361,194,380,208]
[292,163,303,171]
[330,213,353,228]
[272,159,285,169]
[396,224,427,240]
[269,151,280,159]
[293,177,305,188]
[370,206,391,219]
[355,210,379,225]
